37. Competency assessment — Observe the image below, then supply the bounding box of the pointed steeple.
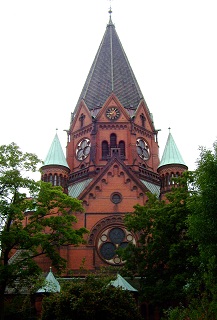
[158,132,186,168]
[44,132,69,169]
[74,19,144,113]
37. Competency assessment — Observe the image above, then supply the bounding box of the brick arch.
[87,215,124,245]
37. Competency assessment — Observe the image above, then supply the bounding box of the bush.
[41,275,142,320]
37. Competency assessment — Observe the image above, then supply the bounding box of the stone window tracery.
[97,226,136,265]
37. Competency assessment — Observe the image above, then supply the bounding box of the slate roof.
[159,132,186,168]
[43,133,69,168]
[75,18,144,113]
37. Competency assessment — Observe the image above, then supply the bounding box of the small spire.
[168,127,171,133]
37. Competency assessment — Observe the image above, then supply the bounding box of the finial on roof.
[50,266,52,272]
[56,128,58,132]
[108,0,113,24]
[168,127,171,132]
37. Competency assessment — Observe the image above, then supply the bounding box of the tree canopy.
[0,143,87,318]
[121,174,197,314]
[121,142,217,319]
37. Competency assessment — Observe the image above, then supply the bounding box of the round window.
[111,193,122,204]
[136,138,150,161]
[76,138,91,161]
[97,226,136,265]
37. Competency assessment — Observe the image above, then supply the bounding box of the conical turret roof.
[159,132,186,168]
[74,19,144,112]
[37,267,60,293]
[43,133,69,168]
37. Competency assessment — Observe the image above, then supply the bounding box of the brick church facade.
[40,16,187,274]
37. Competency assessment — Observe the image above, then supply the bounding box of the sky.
[0,0,217,179]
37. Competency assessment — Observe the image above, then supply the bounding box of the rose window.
[76,138,91,161]
[136,138,150,160]
[97,227,136,265]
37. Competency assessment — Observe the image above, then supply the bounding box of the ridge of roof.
[159,132,186,168]
[74,21,144,113]
[43,133,69,168]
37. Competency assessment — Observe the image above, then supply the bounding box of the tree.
[149,142,217,319]
[181,142,217,319]
[41,274,142,320]
[120,173,198,315]
[0,143,88,319]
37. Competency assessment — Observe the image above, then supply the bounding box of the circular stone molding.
[97,226,136,265]
[110,192,122,204]
[136,138,150,161]
[76,138,91,161]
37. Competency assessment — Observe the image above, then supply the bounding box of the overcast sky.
[1,0,217,179]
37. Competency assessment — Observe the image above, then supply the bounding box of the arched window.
[119,140,125,158]
[79,113,85,127]
[161,174,165,188]
[165,173,169,187]
[54,174,57,186]
[110,133,117,148]
[49,174,53,184]
[102,141,109,159]
[140,113,146,127]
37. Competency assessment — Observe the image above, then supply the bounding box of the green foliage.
[188,143,217,263]
[3,295,37,320]
[0,143,88,300]
[160,142,217,318]
[178,142,217,318]
[163,296,217,320]
[121,173,197,313]
[41,274,142,320]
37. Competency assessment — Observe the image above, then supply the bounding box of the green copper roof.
[140,180,160,197]
[37,267,60,293]
[110,274,138,292]
[44,133,69,168]
[74,19,144,113]
[68,179,93,198]
[159,132,186,168]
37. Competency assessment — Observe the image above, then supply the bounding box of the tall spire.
[74,16,144,113]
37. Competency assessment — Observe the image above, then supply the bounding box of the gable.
[70,100,92,133]
[133,100,156,132]
[96,93,131,123]
[72,157,159,213]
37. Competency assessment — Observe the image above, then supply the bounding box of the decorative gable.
[96,93,131,123]
[78,157,152,213]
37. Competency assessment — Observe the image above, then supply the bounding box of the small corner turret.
[158,129,188,198]
[41,131,70,193]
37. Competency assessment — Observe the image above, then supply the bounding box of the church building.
[40,14,187,274]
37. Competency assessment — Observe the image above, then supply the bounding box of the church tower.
[42,15,186,273]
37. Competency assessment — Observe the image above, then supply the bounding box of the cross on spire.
[108,0,113,21]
